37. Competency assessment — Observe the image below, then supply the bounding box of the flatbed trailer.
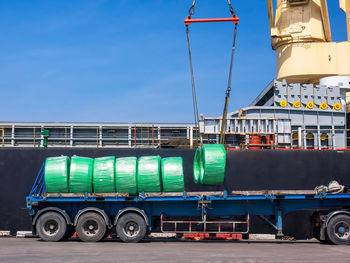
[26,163,350,245]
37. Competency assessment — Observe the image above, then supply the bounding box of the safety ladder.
[140,123,150,147]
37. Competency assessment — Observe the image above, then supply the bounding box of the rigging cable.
[220,23,238,145]
[185,0,238,146]
[186,0,200,146]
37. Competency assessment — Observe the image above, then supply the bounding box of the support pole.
[99,126,103,148]
[134,124,137,148]
[275,208,283,237]
[158,127,161,147]
[190,126,193,148]
[152,123,154,148]
[298,127,302,149]
[11,125,15,146]
[128,126,132,148]
[70,126,73,147]
[40,126,44,148]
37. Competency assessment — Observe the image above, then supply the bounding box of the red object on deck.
[184,15,239,26]
[249,135,262,150]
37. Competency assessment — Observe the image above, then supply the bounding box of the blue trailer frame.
[26,162,350,244]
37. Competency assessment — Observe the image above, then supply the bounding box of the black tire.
[326,215,350,245]
[76,212,107,242]
[116,213,147,243]
[36,212,67,242]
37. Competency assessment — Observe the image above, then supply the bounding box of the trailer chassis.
[26,163,350,244]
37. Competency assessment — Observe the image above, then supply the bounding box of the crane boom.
[266,0,350,83]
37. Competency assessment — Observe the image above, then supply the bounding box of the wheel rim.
[123,221,140,238]
[43,219,59,236]
[82,219,99,236]
[334,221,350,240]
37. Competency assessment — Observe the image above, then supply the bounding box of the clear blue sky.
[0,0,347,123]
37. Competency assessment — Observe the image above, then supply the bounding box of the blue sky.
[0,0,347,123]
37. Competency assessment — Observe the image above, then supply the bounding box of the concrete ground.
[0,237,349,263]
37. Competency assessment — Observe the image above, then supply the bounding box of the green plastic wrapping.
[137,156,162,193]
[115,157,138,195]
[193,144,226,185]
[161,157,184,192]
[44,156,70,193]
[93,156,116,193]
[193,148,203,184]
[69,156,94,193]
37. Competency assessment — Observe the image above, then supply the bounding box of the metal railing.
[297,128,350,150]
[0,122,197,148]
[160,214,249,234]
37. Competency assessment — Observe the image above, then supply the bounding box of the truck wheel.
[326,215,350,245]
[116,213,147,243]
[76,212,107,242]
[36,212,67,242]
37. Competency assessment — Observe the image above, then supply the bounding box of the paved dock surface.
[1,237,349,263]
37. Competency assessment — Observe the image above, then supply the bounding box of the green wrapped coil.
[161,157,184,192]
[193,148,203,184]
[193,144,226,185]
[93,156,116,193]
[69,156,94,193]
[137,156,162,193]
[45,156,70,193]
[115,157,138,195]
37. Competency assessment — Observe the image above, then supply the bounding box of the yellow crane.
[266,0,350,83]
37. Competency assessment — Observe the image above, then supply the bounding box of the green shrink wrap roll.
[69,156,94,193]
[45,156,70,193]
[115,157,138,195]
[137,156,162,193]
[193,144,226,185]
[93,156,116,193]
[161,157,184,192]
[193,148,203,184]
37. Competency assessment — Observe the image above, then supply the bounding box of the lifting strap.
[185,0,239,146]
[220,24,238,145]
[186,26,200,146]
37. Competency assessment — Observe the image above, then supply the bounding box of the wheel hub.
[43,220,59,236]
[124,221,140,237]
[83,220,99,236]
[335,222,350,239]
